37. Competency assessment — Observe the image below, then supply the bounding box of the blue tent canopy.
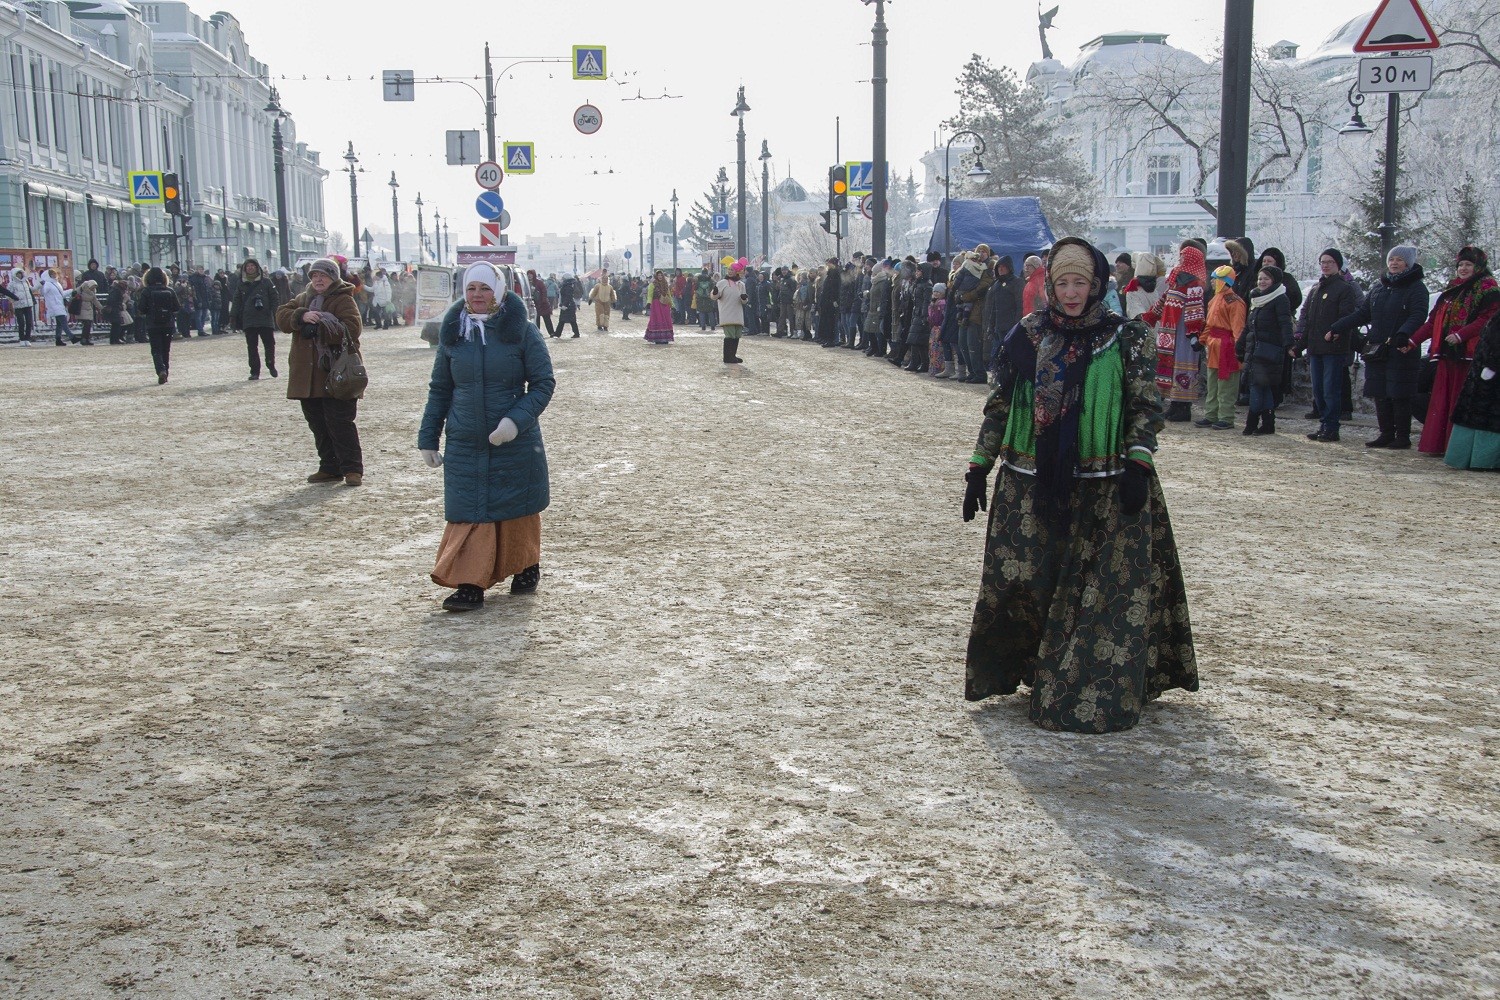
[928,197,1055,267]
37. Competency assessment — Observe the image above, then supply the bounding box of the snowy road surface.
[1,320,1496,998]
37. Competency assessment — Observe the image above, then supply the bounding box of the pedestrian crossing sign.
[128,171,164,205]
[572,45,606,81]
[504,142,535,175]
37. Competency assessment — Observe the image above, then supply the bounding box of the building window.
[30,61,48,146]
[11,54,29,142]
[1146,154,1181,197]
[96,87,109,160]
[77,86,92,160]
[49,67,67,152]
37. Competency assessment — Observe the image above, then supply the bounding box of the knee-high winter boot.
[1390,397,1413,448]
[1242,411,1260,436]
[1367,398,1395,448]
[1257,410,1276,435]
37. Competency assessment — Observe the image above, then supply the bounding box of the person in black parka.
[1238,265,1295,435]
[1330,245,1430,449]
[137,267,180,384]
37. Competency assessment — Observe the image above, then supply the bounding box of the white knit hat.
[463,262,500,296]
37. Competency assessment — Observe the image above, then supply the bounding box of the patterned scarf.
[1149,246,1208,337]
[1027,300,1117,526]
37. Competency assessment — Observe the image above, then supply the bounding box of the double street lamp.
[942,130,992,260]
[388,172,401,261]
[343,141,361,253]
[264,87,291,267]
[731,86,751,260]
[758,140,772,263]
[415,193,425,265]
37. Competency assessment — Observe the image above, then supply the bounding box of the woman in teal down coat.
[419,263,556,612]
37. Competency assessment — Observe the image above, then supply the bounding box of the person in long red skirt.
[1411,246,1500,455]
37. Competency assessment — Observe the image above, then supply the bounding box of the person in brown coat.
[275,257,365,486]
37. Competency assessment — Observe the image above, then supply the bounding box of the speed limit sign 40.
[574,103,603,135]
[475,161,503,190]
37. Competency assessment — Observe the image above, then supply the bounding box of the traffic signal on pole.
[829,165,848,211]
[163,172,182,216]
[181,215,193,240]
[819,210,833,234]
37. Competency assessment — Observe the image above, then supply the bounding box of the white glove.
[421,449,443,468]
[1483,368,1496,381]
[489,417,518,446]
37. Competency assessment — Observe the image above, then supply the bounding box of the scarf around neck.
[1248,283,1286,312]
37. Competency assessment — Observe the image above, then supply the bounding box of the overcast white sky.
[224,1,1370,255]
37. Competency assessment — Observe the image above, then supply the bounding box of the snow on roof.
[1071,34,1207,81]
[64,0,139,18]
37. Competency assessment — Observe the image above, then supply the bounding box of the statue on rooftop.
[1038,4,1060,61]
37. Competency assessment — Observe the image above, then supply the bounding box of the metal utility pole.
[1216,0,1253,238]
[1380,93,1399,260]
[670,190,679,270]
[388,172,401,261]
[649,205,657,270]
[835,116,842,264]
[868,0,889,258]
[597,228,603,270]
[732,86,750,260]
[484,43,498,164]
[442,220,449,263]
[638,218,644,274]
[583,233,589,272]
[758,141,771,262]
[265,87,291,267]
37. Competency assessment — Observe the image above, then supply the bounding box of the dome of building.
[653,214,675,235]
[1070,31,1209,83]
[774,177,808,203]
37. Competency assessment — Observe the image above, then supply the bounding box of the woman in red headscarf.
[1142,241,1208,422]
[1411,246,1499,454]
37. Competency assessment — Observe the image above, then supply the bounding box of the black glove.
[962,465,989,522]
[1121,461,1151,516]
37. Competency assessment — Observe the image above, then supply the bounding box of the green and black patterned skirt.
[965,469,1198,733]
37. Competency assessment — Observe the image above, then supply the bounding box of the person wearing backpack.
[230,258,281,380]
[137,267,180,384]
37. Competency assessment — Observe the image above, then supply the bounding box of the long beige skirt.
[430,516,542,589]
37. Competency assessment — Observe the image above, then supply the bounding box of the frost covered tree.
[944,54,1097,235]
[1334,147,1429,279]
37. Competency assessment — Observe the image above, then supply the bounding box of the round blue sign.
[623,250,632,259]
[475,190,504,221]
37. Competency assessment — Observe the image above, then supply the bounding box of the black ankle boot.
[1257,412,1276,435]
[510,564,540,594]
[1242,412,1260,436]
[442,584,485,612]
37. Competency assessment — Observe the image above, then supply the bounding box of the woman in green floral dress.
[961,237,1198,733]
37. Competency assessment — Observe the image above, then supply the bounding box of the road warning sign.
[1354,0,1441,52]
[573,46,607,81]
[128,171,164,205]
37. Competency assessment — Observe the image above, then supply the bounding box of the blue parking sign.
[573,45,606,80]
[711,212,730,233]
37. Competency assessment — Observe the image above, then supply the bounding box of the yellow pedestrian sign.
[573,45,606,81]
[504,142,535,175]
[128,171,164,205]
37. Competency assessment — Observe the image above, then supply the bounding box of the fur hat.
[1457,245,1488,269]
[307,258,340,282]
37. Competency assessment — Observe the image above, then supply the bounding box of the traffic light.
[163,172,182,216]
[181,215,193,240]
[829,165,848,211]
[819,211,833,234]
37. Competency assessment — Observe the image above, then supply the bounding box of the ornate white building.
[0,0,327,269]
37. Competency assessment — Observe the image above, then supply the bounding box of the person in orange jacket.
[1195,265,1247,429]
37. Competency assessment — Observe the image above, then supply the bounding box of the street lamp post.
[415,193,425,265]
[264,88,291,267]
[942,130,992,260]
[758,140,772,262]
[597,228,603,271]
[638,218,644,275]
[583,233,589,273]
[862,0,889,258]
[388,172,401,261]
[1336,83,1398,261]
[731,86,750,260]
[573,244,579,272]
[649,205,657,270]
[670,189,679,270]
[343,141,360,252]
